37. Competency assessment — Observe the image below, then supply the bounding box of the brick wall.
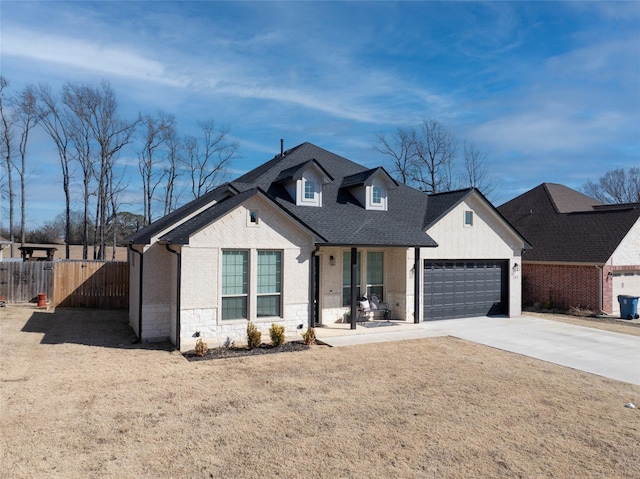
[522,263,602,312]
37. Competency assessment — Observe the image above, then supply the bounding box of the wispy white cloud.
[2,27,189,87]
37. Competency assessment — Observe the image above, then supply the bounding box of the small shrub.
[247,321,261,349]
[569,305,593,317]
[545,290,555,310]
[222,336,235,349]
[270,323,286,347]
[194,338,208,357]
[302,327,316,346]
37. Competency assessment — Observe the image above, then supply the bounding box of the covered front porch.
[312,245,423,330]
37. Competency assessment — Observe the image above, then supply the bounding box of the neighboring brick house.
[125,142,529,351]
[498,183,640,314]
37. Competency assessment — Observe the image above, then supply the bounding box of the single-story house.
[125,142,529,351]
[498,183,640,314]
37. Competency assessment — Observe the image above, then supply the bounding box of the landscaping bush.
[246,321,261,349]
[302,327,316,345]
[194,338,208,357]
[269,323,286,346]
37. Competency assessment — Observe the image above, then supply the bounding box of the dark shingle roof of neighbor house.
[497,183,640,263]
[128,142,523,248]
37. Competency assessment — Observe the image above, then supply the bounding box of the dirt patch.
[2,305,639,479]
[525,309,640,336]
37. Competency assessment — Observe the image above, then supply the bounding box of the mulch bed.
[183,341,312,361]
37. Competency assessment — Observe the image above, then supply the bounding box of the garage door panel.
[424,260,507,321]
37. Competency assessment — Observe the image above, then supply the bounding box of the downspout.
[309,245,321,328]
[166,244,181,351]
[414,247,421,324]
[350,247,357,330]
[596,265,603,314]
[128,244,144,342]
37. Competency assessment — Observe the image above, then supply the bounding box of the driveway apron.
[430,316,640,386]
[322,316,640,385]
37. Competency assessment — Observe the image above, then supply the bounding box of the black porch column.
[350,247,358,330]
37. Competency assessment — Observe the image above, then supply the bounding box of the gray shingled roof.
[498,183,640,263]
[130,142,525,248]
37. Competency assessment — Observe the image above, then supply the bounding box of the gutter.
[128,244,144,342]
[165,244,182,351]
[310,245,321,328]
[596,265,603,314]
[414,247,421,323]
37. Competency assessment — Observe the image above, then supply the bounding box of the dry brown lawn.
[1,306,639,479]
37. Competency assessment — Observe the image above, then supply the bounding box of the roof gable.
[425,188,531,248]
[544,183,602,213]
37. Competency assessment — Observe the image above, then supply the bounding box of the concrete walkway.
[319,316,640,385]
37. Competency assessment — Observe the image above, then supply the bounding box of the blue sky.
[1,1,639,229]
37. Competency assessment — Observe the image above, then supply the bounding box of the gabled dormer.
[340,167,397,211]
[275,159,333,207]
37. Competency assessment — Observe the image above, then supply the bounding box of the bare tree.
[63,82,98,259]
[138,111,176,225]
[106,159,129,260]
[163,131,182,216]
[14,85,39,246]
[0,76,15,256]
[583,167,640,204]
[63,81,138,259]
[461,140,497,198]
[185,120,239,199]
[373,119,457,193]
[373,128,417,185]
[413,119,456,193]
[36,84,73,258]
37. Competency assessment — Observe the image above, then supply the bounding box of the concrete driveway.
[320,316,640,385]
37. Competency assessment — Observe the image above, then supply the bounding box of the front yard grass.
[1,306,638,478]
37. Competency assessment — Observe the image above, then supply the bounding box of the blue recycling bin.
[617,295,639,320]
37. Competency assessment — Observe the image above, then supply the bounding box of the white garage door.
[612,270,640,314]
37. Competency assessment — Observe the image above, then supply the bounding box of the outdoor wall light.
[512,263,519,273]
[329,255,336,266]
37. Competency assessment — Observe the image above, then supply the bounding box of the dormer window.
[274,159,333,208]
[372,185,382,204]
[341,167,397,211]
[304,180,315,200]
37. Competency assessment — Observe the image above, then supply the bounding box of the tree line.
[1,76,637,260]
[0,77,239,259]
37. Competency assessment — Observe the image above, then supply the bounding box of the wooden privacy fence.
[0,261,54,304]
[0,261,129,309]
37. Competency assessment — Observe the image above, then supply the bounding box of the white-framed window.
[247,210,260,226]
[464,210,474,227]
[342,250,385,306]
[342,250,361,306]
[304,179,315,200]
[366,251,384,300]
[372,185,382,204]
[257,250,282,317]
[221,250,248,320]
